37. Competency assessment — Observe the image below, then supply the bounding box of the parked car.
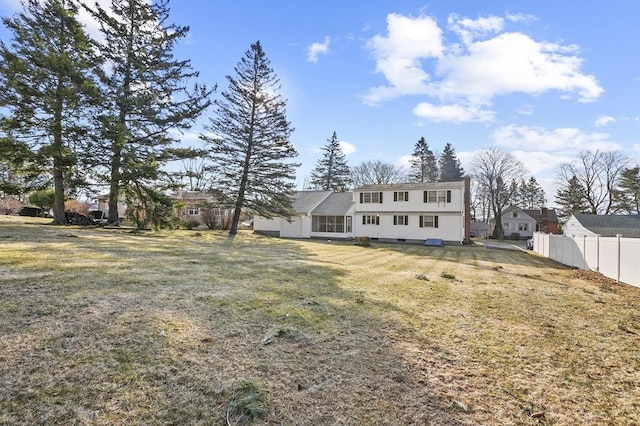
[526,237,534,250]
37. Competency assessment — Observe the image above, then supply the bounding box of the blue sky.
[1,0,639,203]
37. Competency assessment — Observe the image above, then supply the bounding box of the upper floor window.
[512,211,518,218]
[423,190,451,203]
[360,192,383,203]
[393,215,409,226]
[394,191,409,202]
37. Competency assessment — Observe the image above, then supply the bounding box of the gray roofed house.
[563,213,640,238]
[253,190,355,238]
[312,192,354,215]
[292,190,333,214]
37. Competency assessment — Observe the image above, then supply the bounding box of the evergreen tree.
[612,166,640,214]
[88,0,212,224]
[201,41,298,235]
[555,175,589,221]
[408,137,438,183]
[519,176,546,209]
[310,131,351,191]
[0,0,101,224]
[439,142,465,182]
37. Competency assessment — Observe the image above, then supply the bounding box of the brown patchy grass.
[1,215,639,425]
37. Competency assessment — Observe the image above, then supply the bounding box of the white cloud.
[448,14,504,46]
[307,36,330,63]
[493,125,622,152]
[339,140,357,155]
[364,13,604,122]
[413,102,495,122]
[511,150,573,175]
[517,104,535,115]
[505,12,538,24]
[435,32,602,102]
[362,13,443,105]
[594,115,616,127]
[395,154,413,169]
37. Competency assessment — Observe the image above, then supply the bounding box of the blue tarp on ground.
[424,238,444,246]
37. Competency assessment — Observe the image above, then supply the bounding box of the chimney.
[541,207,548,215]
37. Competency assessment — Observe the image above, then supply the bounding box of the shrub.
[354,236,371,247]
[64,199,90,216]
[510,232,521,240]
[0,197,23,215]
[28,189,55,216]
[200,206,233,229]
[185,218,200,230]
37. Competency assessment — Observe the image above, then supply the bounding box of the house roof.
[292,191,332,214]
[572,213,640,238]
[354,180,465,191]
[312,192,354,215]
[470,221,490,231]
[524,208,559,223]
[501,205,536,221]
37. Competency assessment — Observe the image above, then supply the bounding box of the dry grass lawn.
[1,215,639,425]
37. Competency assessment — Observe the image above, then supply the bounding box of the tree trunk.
[108,147,122,224]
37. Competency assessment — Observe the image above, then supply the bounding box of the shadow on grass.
[0,223,468,425]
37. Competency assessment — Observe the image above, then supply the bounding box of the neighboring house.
[92,193,127,222]
[254,178,471,244]
[470,220,490,238]
[563,213,640,238]
[523,207,560,234]
[171,190,235,228]
[500,206,536,239]
[253,191,355,239]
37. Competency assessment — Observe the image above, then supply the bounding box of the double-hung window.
[423,190,451,203]
[394,191,409,202]
[360,192,383,203]
[362,215,380,225]
[419,215,439,228]
[393,215,409,226]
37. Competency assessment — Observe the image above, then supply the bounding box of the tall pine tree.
[0,0,101,224]
[519,177,546,209]
[439,143,465,182]
[612,166,640,214]
[88,0,212,224]
[201,41,298,235]
[408,137,438,183]
[310,131,351,191]
[555,175,589,221]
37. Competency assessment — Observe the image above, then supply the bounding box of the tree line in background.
[305,133,465,191]
[0,0,298,234]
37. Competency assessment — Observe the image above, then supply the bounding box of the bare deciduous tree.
[471,148,527,239]
[557,150,628,214]
[350,160,406,187]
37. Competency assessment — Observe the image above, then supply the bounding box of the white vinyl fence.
[533,232,640,288]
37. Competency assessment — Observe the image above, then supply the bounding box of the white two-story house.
[353,178,470,244]
[254,178,471,244]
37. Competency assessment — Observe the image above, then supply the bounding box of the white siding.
[563,216,596,237]
[353,182,466,242]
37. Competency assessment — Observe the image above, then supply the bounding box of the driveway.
[473,239,528,252]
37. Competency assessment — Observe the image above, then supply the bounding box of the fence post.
[616,234,622,283]
[582,235,587,270]
[595,234,600,272]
